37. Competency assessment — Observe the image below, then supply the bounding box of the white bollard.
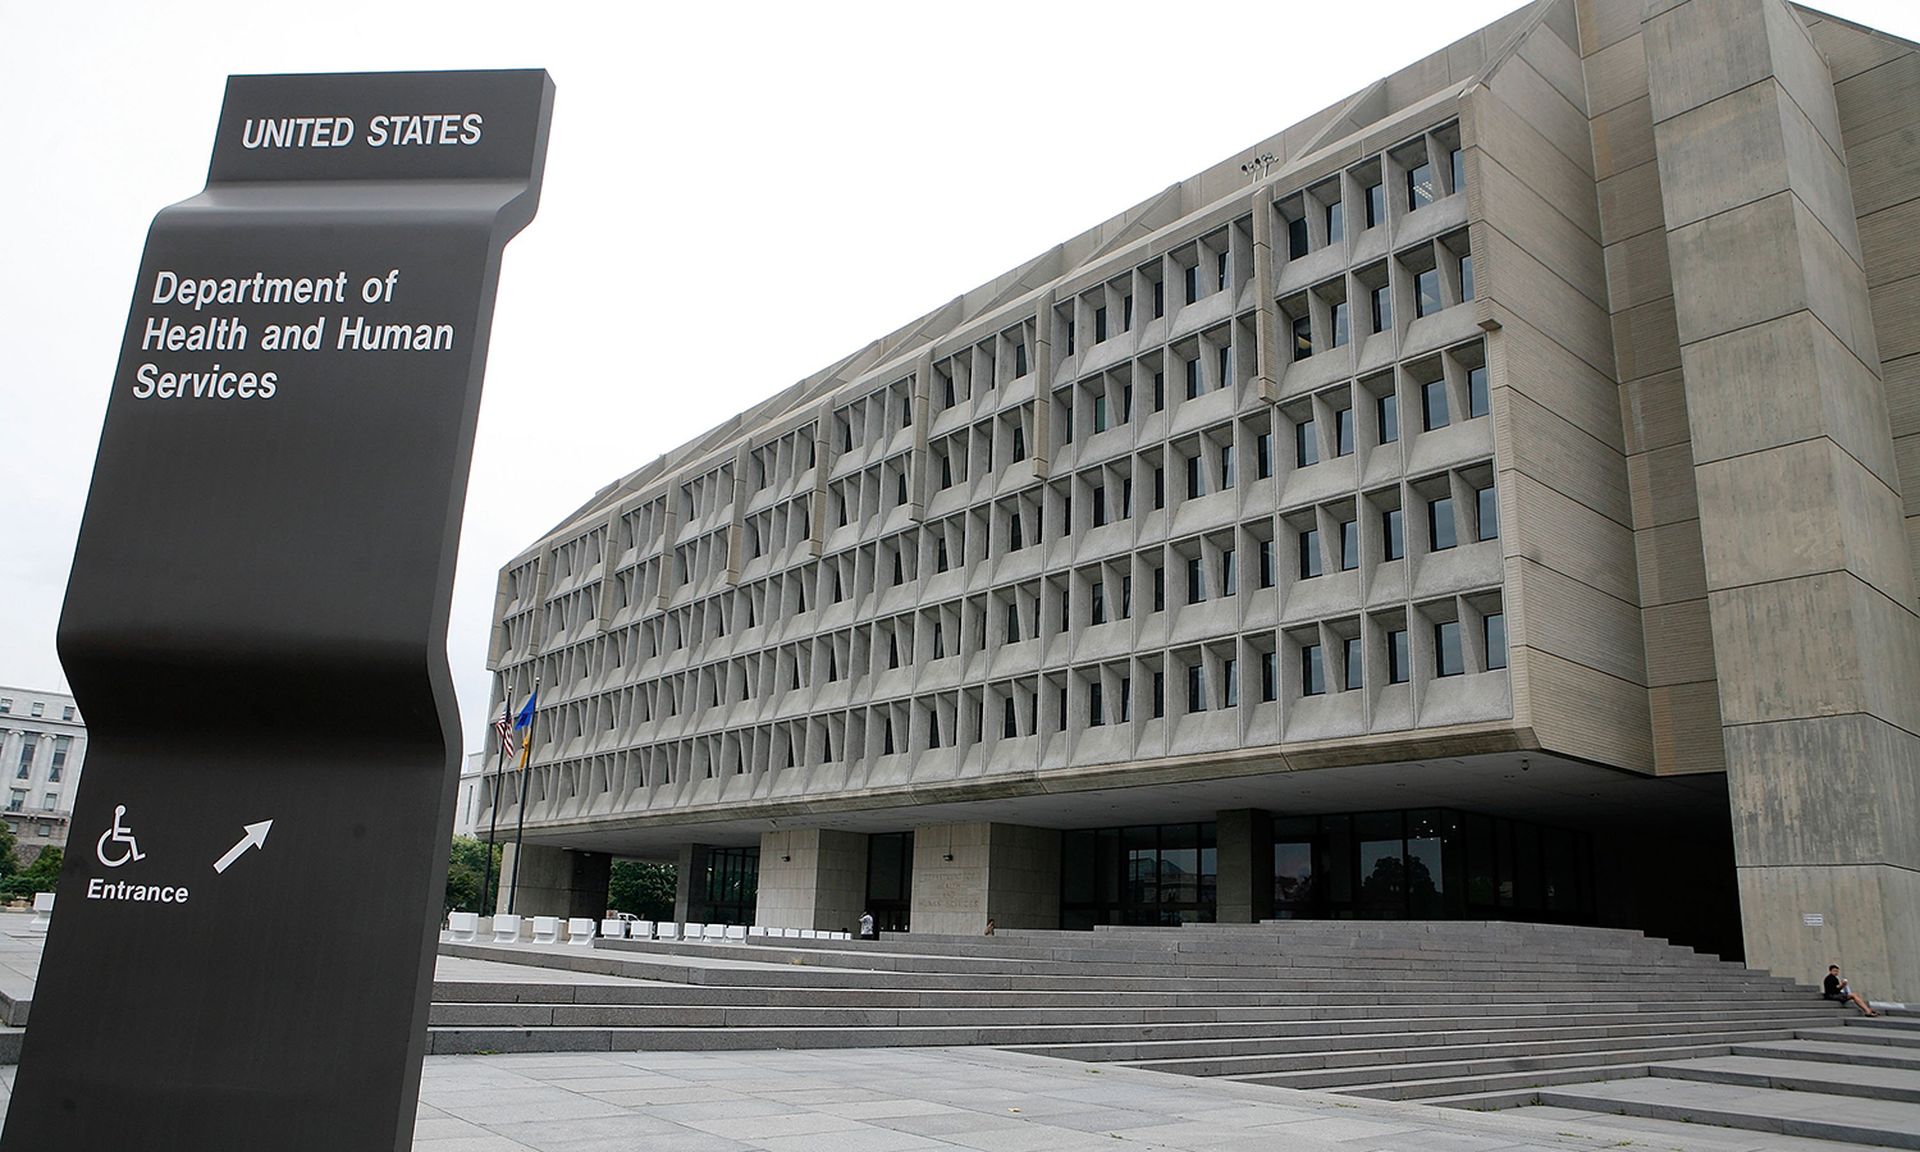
[492,914,523,944]
[599,918,629,940]
[531,916,561,944]
[28,892,53,933]
[566,917,597,946]
[446,911,478,943]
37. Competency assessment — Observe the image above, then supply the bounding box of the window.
[1122,478,1133,518]
[1296,419,1318,468]
[1015,343,1029,377]
[1153,566,1166,612]
[1123,294,1134,331]
[0,699,9,714]
[1220,445,1235,491]
[1012,425,1027,461]
[61,706,74,721]
[1287,216,1309,259]
[1153,371,1166,412]
[1003,698,1019,738]
[1299,529,1322,579]
[940,456,953,489]
[1262,652,1279,702]
[1326,201,1344,245]
[892,551,905,586]
[1186,454,1205,499]
[1429,496,1457,551]
[1257,432,1273,479]
[1153,280,1165,318]
[1187,664,1206,712]
[1336,408,1355,457]
[1377,392,1399,444]
[1216,250,1229,291]
[1153,671,1166,718]
[1186,555,1206,604]
[1469,364,1488,419]
[883,718,896,755]
[1058,589,1071,633]
[1154,467,1166,509]
[1340,519,1359,570]
[1292,314,1312,361]
[1407,270,1439,324]
[1091,583,1106,626]
[1365,181,1386,228]
[1185,357,1202,401]
[1332,301,1350,348]
[1009,512,1024,551]
[1388,628,1410,683]
[937,537,950,571]
[1089,683,1105,727]
[1384,507,1406,561]
[6,793,19,813]
[1122,384,1133,423]
[1260,540,1276,588]
[1093,395,1108,434]
[1450,147,1466,196]
[1119,676,1132,722]
[1476,485,1499,541]
[1217,344,1232,390]
[29,703,43,719]
[1060,494,1072,536]
[1435,620,1464,677]
[1459,254,1475,303]
[1371,284,1392,333]
[1222,549,1237,596]
[1006,602,1022,644]
[933,622,946,659]
[1184,264,1200,305]
[1094,306,1109,342]
[1302,645,1326,696]
[1344,636,1364,690]
[1121,575,1133,618]
[1092,486,1108,527]
[1222,658,1238,707]
[1408,161,1436,210]
[1486,612,1508,670]
[1066,320,1076,355]
[1422,378,1449,430]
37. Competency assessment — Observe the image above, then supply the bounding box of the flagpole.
[508,673,539,915]
[480,672,509,916]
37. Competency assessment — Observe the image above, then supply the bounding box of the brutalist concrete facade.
[486,0,1920,998]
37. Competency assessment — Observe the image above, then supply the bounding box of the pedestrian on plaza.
[859,909,875,939]
[983,918,996,936]
[1823,965,1879,1016]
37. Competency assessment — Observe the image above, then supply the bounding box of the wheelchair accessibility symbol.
[96,805,147,868]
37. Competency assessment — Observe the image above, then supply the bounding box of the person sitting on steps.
[1823,964,1879,1016]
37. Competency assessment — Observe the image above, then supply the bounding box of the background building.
[483,0,1920,1000]
[453,752,487,839]
[0,686,86,864]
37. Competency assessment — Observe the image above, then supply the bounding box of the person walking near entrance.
[859,910,875,940]
[1824,965,1879,1016]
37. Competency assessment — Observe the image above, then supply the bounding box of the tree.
[0,824,19,881]
[607,860,676,921]
[1,846,60,900]
[445,837,503,914]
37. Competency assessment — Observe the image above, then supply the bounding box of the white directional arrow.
[212,820,274,874]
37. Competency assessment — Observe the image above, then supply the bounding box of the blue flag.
[513,691,537,731]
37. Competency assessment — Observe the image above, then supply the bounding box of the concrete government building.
[484,0,1920,1000]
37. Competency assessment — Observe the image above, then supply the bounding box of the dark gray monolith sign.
[4,70,552,1152]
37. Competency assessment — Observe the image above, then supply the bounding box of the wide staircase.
[435,920,1835,1073]
[436,919,1920,1144]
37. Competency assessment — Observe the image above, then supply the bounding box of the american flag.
[493,714,517,764]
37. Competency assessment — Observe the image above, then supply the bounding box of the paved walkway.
[392,1046,1894,1152]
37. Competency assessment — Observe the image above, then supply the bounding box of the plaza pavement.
[0,916,1899,1150]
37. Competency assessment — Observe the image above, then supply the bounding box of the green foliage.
[607,860,676,921]
[445,836,503,914]
[0,824,19,880]
[0,846,60,900]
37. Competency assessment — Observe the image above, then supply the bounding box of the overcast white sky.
[3,0,1913,751]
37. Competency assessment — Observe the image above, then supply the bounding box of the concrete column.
[753,828,868,933]
[1215,809,1273,924]
[495,844,611,920]
[672,842,697,923]
[1646,0,1920,999]
[910,822,1061,935]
